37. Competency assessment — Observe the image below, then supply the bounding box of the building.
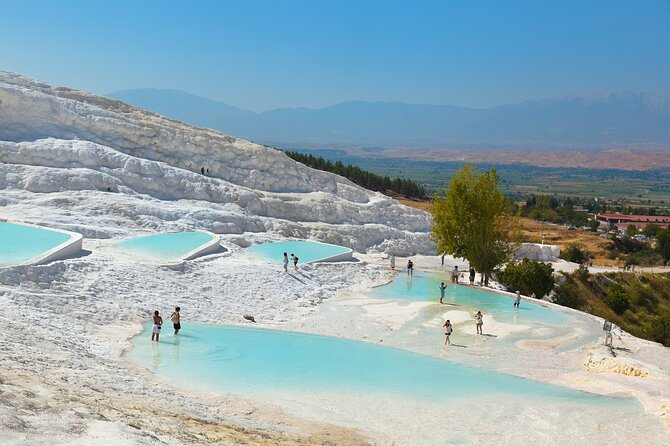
[594,213,670,229]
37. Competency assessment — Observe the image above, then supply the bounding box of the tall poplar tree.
[431,166,514,285]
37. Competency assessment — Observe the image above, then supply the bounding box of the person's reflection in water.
[151,341,162,369]
[171,333,181,364]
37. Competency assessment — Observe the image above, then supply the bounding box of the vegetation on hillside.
[553,271,670,346]
[496,259,555,299]
[284,150,427,199]
[431,166,515,285]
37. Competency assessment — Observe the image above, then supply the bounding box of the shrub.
[574,264,590,281]
[553,281,587,310]
[642,314,670,346]
[605,284,629,315]
[560,243,589,264]
[497,259,555,299]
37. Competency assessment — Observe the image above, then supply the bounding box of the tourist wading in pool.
[439,281,447,304]
[151,310,163,341]
[407,259,414,276]
[170,306,181,334]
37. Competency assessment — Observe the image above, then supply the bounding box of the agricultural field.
[295,149,670,207]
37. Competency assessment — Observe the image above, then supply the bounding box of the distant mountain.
[107,89,670,149]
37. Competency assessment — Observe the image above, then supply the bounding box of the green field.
[293,149,670,208]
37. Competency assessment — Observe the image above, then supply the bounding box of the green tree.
[496,259,555,299]
[656,228,670,262]
[626,224,639,237]
[643,223,661,238]
[560,243,589,264]
[605,284,629,315]
[431,166,514,285]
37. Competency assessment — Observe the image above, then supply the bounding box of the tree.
[626,224,639,237]
[656,228,670,262]
[560,243,589,264]
[496,259,555,299]
[431,166,515,285]
[605,284,629,315]
[643,223,661,238]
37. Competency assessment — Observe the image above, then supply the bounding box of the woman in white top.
[475,311,483,335]
[443,319,453,345]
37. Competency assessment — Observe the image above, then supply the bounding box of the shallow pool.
[127,322,629,408]
[0,221,72,266]
[367,271,571,325]
[114,231,217,263]
[246,240,353,263]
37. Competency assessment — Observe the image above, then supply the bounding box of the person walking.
[291,253,299,270]
[475,311,483,335]
[169,307,181,334]
[439,281,447,304]
[390,254,396,270]
[407,259,414,276]
[151,310,163,341]
[514,291,521,308]
[283,252,289,273]
[469,267,476,286]
[443,320,453,345]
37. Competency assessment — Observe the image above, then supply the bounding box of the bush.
[497,259,555,299]
[574,264,590,281]
[605,284,629,315]
[627,249,663,267]
[560,243,589,264]
[553,281,588,310]
[642,314,670,346]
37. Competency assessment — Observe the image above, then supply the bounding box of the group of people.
[440,286,523,345]
[283,252,300,272]
[150,307,181,341]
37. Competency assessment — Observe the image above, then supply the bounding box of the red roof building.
[594,213,670,229]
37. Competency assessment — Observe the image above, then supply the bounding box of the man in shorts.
[170,306,181,334]
[151,310,163,341]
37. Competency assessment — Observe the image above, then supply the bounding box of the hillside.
[555,272,670,346]
[109,88,670,149]
[0,71,433,255]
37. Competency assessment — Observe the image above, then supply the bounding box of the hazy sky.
[1,0,668,111]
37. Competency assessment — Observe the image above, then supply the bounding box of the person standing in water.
[439,281,447,304]
[283,252,289,273]
[451,266,459,284]
[151,310,163,341]
[469,267,476,286]
[475,311,483,335]
[390,254,396,270]
[169,307,181,334]
[443,319,453,345]
[407,259,414,276]
[514,291,521,308]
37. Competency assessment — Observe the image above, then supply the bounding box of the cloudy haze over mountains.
[109,89,670,150]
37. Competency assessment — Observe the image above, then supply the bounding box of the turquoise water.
[246,240,352,263]
[367,271,571,325]
[126,322,631,408]
[115,231,215,263]
[0,222,71,266]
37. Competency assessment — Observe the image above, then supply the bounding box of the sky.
[1,0,669,112]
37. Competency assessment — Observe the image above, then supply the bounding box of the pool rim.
[247,239,354,263]
[115,230,221,265]
[0,218,83,267]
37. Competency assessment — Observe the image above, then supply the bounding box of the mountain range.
[107,89,670,150]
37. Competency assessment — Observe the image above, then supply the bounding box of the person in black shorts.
[291,253,299,270]
[169,306,181,334]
